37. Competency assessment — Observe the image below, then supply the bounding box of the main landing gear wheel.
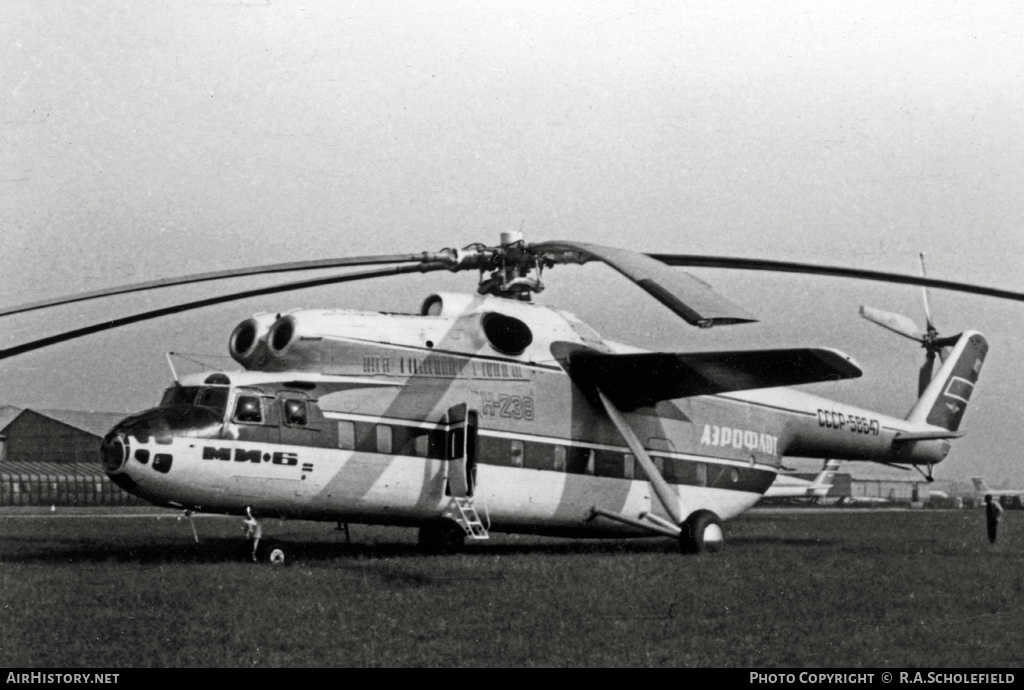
[679,511,724,555]
[417,520,466,555]
[255,540,288,565]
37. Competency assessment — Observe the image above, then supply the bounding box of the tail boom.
[777,330,986,468]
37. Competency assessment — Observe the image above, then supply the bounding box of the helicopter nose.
[101,406,224,476]
[100,410,172,476]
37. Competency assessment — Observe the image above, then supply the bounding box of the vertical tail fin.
[972,477,991,494]
[810,460,842,497]
[906,331,988,431]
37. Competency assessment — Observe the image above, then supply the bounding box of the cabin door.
[446,403,478,498]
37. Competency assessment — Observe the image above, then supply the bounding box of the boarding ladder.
[449,496,490,540]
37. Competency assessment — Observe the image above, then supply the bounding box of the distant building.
[1,408,125,466]
[767,467,940,506]
[0,407,143,506]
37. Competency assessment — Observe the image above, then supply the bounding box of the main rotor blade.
[0,262,449,361]
[0,253,445,319]
[648,254,1024,303]
[531,241,757,327]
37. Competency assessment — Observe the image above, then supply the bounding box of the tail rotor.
[860,254,961,395]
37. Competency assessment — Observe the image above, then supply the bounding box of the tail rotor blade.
[859,306,926,342]
[919,253,936,332]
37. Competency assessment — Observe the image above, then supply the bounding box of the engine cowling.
[228,313,279,368]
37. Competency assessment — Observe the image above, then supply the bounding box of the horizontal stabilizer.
[892,430,964,442]
[570,347,862,409]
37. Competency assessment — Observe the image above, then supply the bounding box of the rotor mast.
[442,231,581,301]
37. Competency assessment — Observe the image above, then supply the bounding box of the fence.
[0,462,146,507]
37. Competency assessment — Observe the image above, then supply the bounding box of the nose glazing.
[100,431,129,473]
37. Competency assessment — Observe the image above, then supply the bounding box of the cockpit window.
[196,387,229,414]
[160,386,229,416]
[234,395,263,424]
[282,399,307,426]
[161,386,199,407]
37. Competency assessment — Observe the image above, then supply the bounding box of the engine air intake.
[268,316,296,353]
[481,312,533,355]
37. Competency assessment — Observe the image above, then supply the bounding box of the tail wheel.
[679,511,724,555]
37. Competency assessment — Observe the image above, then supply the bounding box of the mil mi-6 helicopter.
[2,234,1020,561]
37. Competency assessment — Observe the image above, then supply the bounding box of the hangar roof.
[0,408,125,438]
[0,405,22,433]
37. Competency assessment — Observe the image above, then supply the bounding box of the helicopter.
[1,233,1019,561]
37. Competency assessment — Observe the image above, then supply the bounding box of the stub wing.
[569,347,862,409]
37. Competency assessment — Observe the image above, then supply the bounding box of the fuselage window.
[524,442,554,470]
[394,427,443,459]
[565,447,591,474]
[594,450,624,479]
[376,425,393,454]
[635,455,665,482]
[694,462,707,487]
[234,395,263,424]
[337,421,355,450]
[412,430,430,457]
[662,457,695,485]
[623,453,635,480]
[510,439,525,468]
[477,435,507,466]
[658,456,676,483]
[552,445,566,472]
[152,453,173,473]
[283,399,307,426]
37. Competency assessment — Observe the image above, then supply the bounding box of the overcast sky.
[3,1,1024,487]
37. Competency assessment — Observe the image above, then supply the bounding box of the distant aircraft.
[837,495,891,506]
[762,460,842,502]
[972,478,1024,509]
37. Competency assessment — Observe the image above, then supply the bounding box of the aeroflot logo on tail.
[202,447,299,466]
[700,425,778,455]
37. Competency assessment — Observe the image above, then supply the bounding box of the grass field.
[0,506,1021,668]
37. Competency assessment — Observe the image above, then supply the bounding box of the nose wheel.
[255,541,287,565]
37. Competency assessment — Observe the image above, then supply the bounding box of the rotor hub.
[443,233,560,300]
